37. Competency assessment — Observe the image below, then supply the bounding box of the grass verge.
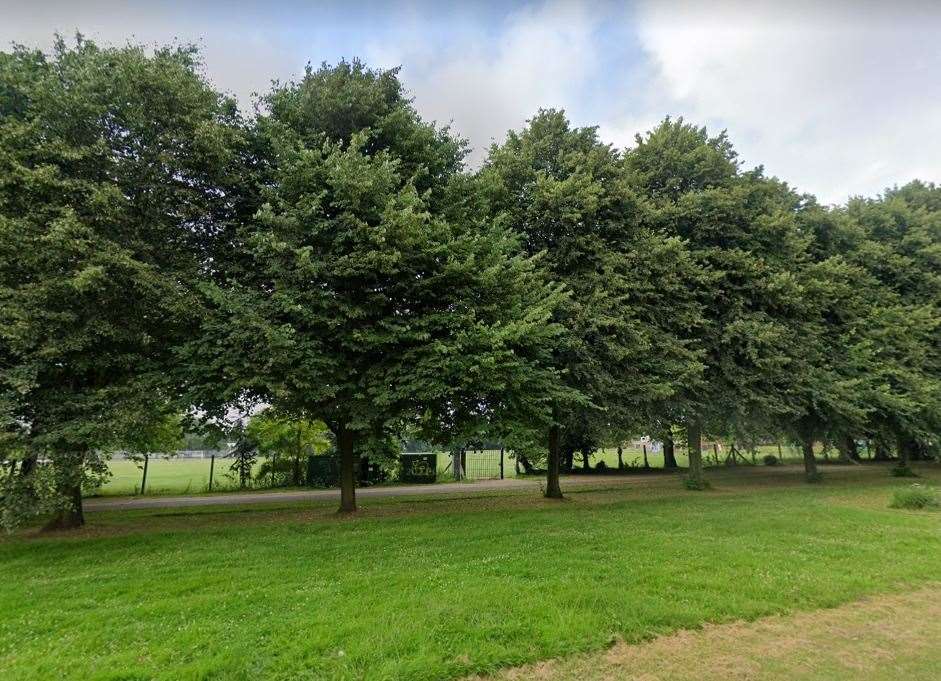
[1,466,939,680]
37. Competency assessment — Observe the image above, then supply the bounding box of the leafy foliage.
[0,37,247,529]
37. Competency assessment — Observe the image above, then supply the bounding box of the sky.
[2,0,940,204]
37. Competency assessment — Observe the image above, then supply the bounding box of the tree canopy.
[0,37,246,528]
[1,40,938,528]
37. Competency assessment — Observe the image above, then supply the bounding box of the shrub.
[762,454,779,466]
[595,460,608,472]
[889,484,940,510]
[890,464,918,478]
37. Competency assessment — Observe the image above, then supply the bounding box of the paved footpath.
[85,466,827,512]
[84,476,587,511]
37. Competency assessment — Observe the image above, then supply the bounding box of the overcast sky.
[3,0,940,204]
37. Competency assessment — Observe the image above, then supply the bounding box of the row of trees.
[1,38,938,529]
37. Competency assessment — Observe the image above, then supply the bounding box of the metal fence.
[431,448,508,481]
[110,449,228,460]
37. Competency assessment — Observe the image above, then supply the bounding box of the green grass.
[97,457,273,496]
[2,466,939,681]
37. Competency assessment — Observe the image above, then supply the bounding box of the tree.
[842,184,941,468]
[185,61,569,513]
[246,411,331,486]
[227,426,258,489]
[625,118,814,488]
[481,110,703,497]
[0,37,246,529]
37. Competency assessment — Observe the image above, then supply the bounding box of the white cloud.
[369,0,610,164]
[628,0,941,203]
[0,1,305,106]
[2,0,939,202]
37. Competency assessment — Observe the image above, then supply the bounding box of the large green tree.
[625,118,812,487]
[0,37,246,529]
[482,110,703,497]
[841,184,941,467]
[185,61,569,513]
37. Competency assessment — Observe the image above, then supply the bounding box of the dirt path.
[471,586,941,681]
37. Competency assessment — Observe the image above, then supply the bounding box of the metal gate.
[462,448,505,480]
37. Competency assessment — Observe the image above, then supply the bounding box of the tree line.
[1,38,938,529]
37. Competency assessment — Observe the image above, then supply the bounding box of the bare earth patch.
[472,586,941,681]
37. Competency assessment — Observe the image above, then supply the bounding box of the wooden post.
[140,454,149,495]
[208,454,215,492]
[499,447,504,479]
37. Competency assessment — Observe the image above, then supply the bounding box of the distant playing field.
[99,444,804,497]
[99,458,256,496]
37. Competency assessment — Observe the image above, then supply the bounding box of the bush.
[595,460,608,472]
[257,456,306,487]
[889,484,940,510]
[762,454,779,466]
[890,464,918,478]
[683,477,710,491]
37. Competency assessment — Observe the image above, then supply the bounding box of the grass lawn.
[99,458,228,496]
[2,465,939,680]
[477,584,941,680]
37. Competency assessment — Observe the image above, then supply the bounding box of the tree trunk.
[19,452,38,478]
[453,449,464,480]
[562,448,574,473]
[337,424,356,513]
[686,420,704,488]
[581,449,590,471]
[847,436,861,461]
[292,456,302,486]
[663,432,678,469]
[837,437,859,463]
[905,437,925,461]
[293,431,303,485]
[617,445,624,470]
[545,421,563,499]
[896,434,914,469]
[43,483,84,531]
[873,439,891,461]
[517,454,535,474]
[802,437,820,481]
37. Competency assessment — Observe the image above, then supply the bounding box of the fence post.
[140,454,149,495]
[499,447,504,479]
[208,454,215,492]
